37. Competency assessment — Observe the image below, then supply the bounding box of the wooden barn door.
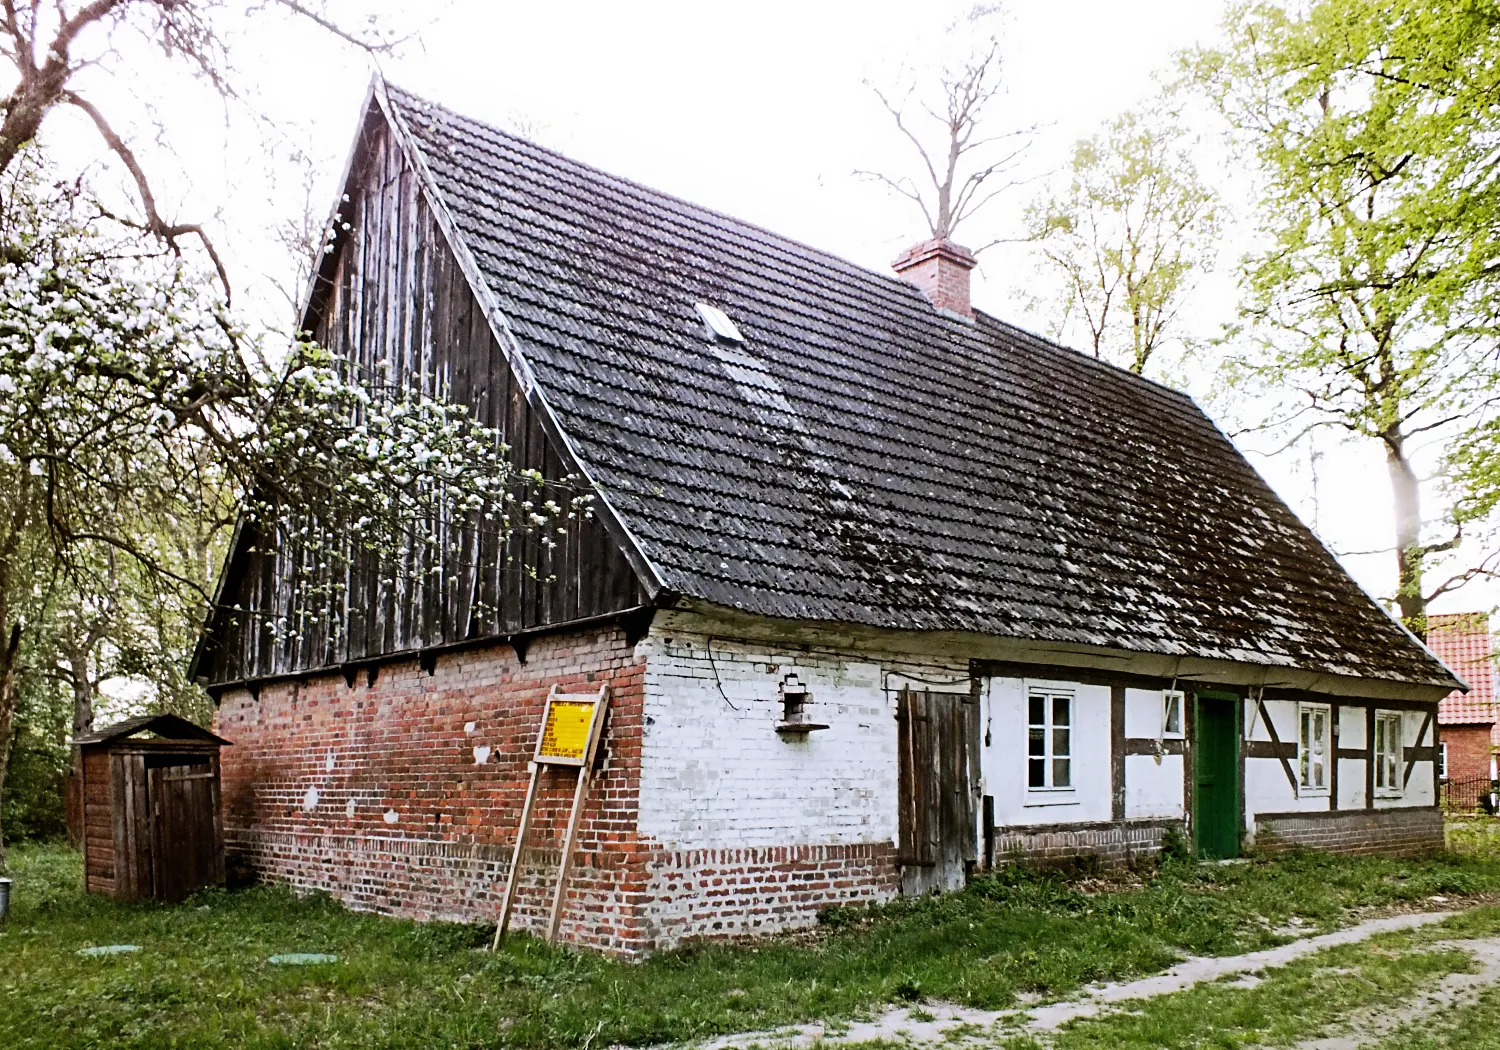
[147,758,222,903]
[897,688,979,895]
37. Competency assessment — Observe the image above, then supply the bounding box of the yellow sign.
[537,700,596,762]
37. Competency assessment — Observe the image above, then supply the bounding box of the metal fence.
[1440,774,1499,815]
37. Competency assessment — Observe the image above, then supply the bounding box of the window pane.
[1029,727,1045,757]
[1029,757,1045,788]
[1164,696,1181,735]
[1053,696,1070,726]
[1300,712,1312,786]
[1314,757,1324,790]
[1029,695,1045,726]
[1053,758,1071,788]
[1053,726,1071,758]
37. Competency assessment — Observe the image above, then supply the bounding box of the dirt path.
[1275,936,1500,1050]
[689,911,1457,1050]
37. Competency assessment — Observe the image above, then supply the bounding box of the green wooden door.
[1193,695,1240,860]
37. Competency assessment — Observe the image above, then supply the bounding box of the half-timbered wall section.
[198,110,648,687]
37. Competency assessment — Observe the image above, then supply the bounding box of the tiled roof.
[380,83,1457,690]
[1429,613,1496,726]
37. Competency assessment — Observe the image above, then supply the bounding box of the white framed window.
[1162,690,1185,738]
[1028,687,1073,790]
[1298,703,1330,795]
[1374,712,1403,797]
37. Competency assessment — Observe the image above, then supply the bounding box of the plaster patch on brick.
[464,721,476,735]
[345,798,356,818]
[303,786,319,811]
[325,749,335,772]
[473,745,491,765]
[383,809,398,824]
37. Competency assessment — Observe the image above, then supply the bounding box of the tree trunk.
[63,645,96,850]
[1385,431,1426,637]
[68,646,94,739]
[0,621,21,872]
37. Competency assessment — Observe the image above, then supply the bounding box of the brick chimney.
[892,238,977,319]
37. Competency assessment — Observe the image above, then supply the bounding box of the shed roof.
[312,81,1457,692]
[74,714,229,748]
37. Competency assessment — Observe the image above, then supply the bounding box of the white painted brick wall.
[636,613,967,850]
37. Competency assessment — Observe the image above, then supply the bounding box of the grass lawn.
[1447,816,1500,859]
[4,843,1500,1049]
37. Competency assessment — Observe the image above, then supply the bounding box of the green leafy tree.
[1024,104,1223,376]
[1188,0,1500,632]
[0,665,70,845]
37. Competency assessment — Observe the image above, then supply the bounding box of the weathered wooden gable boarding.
[196,77,1463,955]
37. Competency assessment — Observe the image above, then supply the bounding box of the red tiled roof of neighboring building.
[1430,612,1496,726]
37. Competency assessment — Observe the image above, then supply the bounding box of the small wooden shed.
[75,714,230,903]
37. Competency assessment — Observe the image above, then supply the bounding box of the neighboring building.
[192,78,1462,956]
[1428,612,1496,808]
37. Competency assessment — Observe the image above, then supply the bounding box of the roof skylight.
[695,303,744,343]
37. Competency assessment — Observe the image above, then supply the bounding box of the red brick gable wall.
[215,627,650,953]
[1441,723,1494,798]
[1428,612,1498,749]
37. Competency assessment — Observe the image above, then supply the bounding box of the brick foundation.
[1253,807,1444,857]
[993,820,1178,869]
[214,625,904,956]
[640,843,899,950]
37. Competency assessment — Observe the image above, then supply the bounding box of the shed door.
[147,759,219,903]
[897,688,979,895]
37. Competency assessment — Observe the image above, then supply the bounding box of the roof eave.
[658,598,1460,702]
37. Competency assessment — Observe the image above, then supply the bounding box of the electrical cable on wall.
[704,638,741,711]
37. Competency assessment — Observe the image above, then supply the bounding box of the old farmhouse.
[193,78,1463,956]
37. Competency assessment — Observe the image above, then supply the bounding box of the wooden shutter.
[897,687,936,866]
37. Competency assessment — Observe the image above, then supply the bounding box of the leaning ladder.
[491,683,610,949]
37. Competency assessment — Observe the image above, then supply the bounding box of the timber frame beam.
[204,605,657,701]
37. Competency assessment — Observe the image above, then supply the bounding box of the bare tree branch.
[861,11,1033,248]
[64,90,232,297]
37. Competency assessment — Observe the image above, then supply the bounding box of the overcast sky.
[48,0,1494,618]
